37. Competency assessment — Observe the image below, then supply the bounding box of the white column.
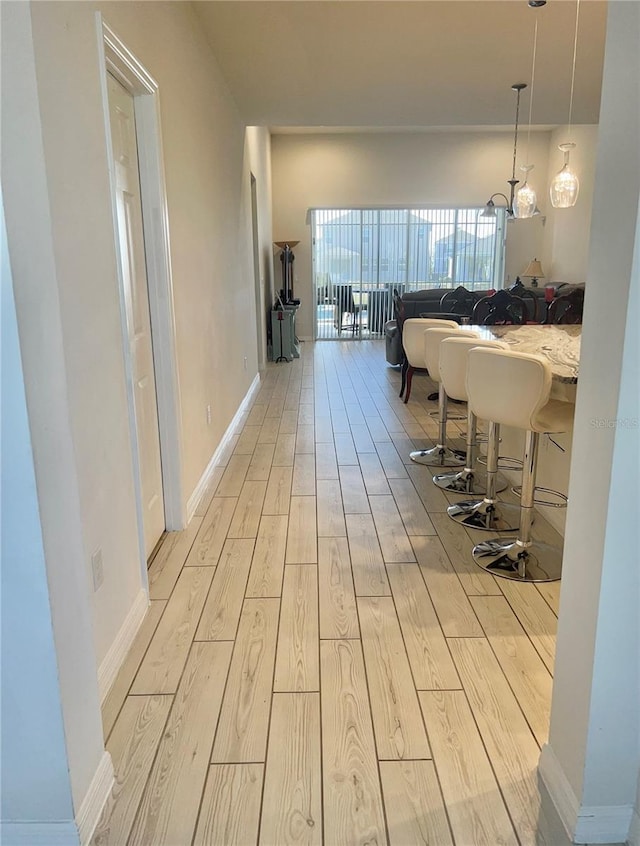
[1,195,80,845]
[1,2,112,841]
[539,3,640,844]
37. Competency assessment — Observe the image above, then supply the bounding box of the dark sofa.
[384,287,492,365]
[384,283,584,365]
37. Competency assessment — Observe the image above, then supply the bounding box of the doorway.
[99,17,185,580]
[251,173,266,369]
[106,74,164,558]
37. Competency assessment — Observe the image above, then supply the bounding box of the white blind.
[311,208,504,339]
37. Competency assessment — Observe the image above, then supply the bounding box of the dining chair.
[439,286,482,317]
[334,285,360,334]
[509,279,539,322]
[472,290,527,325]
[547,287,584,324]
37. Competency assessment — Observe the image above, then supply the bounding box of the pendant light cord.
[525,17,538,165]
[511,87,522,181]
[567,0,581,141]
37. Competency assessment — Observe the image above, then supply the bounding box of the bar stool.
[409,327,479,467]
[400,317,458,403]
[466,347,574,582]
[433,336,509,495]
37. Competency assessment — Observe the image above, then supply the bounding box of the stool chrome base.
[433,467,508,496]
[447,499,521,532]
[410,446,466,468]
[511,485,568,508]
[429,409,467,421]
[478,454,524,471]
[472,538,563,582]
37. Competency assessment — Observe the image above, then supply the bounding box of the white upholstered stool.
[433,336,509,495]
[400,318,458,403]
[466,347,574,582]
[409,327,478,468]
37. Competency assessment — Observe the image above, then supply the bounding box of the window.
[311,207,505,339]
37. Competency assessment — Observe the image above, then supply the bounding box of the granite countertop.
[468,324,581,384]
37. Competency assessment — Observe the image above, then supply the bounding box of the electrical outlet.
[206,404,212,425]
[243,356,248,371]
[91,548,104,591]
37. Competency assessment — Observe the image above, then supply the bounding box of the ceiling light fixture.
[550,0,581,208]
[514,7,542,219]
[481,82,527,220]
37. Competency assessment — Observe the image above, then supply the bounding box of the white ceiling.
[193,0,607,131]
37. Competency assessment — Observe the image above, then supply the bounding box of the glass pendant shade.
[515,183,537,218]
[514,166,537,219]
[480,200,497,218]
[550,143,579,208]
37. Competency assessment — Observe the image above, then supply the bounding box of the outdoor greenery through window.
[311,208,505,339]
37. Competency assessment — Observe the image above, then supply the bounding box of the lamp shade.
[274,241,300,249]
[522,258,545,280]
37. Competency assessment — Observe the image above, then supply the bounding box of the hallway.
[94,339,565,846]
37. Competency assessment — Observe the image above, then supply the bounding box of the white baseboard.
[186,373,261,521]
[98,588,149,702]
[75,750,114,846]
[539,744,634,844]
[574,804,634,844]
[539,743,580,840]
[0,822,80,846]
[5,753,116,846]
[628,806,640,846]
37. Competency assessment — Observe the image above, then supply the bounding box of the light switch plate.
[91,548,104,591]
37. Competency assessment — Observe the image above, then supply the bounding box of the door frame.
[250,173,266,369]
[96,16,185,584]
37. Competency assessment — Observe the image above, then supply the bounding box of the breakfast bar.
[463,324,579,537]
[468,324,580,399]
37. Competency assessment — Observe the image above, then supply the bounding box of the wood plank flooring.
[96,339,566,846]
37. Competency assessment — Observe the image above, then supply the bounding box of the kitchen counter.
[468,324,580,384]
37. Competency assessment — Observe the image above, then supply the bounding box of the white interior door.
[107,73,165,558]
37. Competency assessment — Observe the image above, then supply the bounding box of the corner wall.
[541,2,640,841]
[1,189,79,842]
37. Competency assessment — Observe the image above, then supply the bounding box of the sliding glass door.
[311,207,505,339]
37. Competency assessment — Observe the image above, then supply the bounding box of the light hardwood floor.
[94,339,572,846]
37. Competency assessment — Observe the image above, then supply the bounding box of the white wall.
[1,1,107,814]
[541,2,640,841]
[631,771,640,846]
[1,192,79,841]
[541,124,599,285]
[3,0,268,669]
[271,130,551,338]
[1,0,270,820]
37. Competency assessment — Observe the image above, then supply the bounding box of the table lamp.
[522,258,545,288]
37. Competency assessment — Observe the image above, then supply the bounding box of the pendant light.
[514,10,541,219]
[550,0,581,208]
[481,83,527,219]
